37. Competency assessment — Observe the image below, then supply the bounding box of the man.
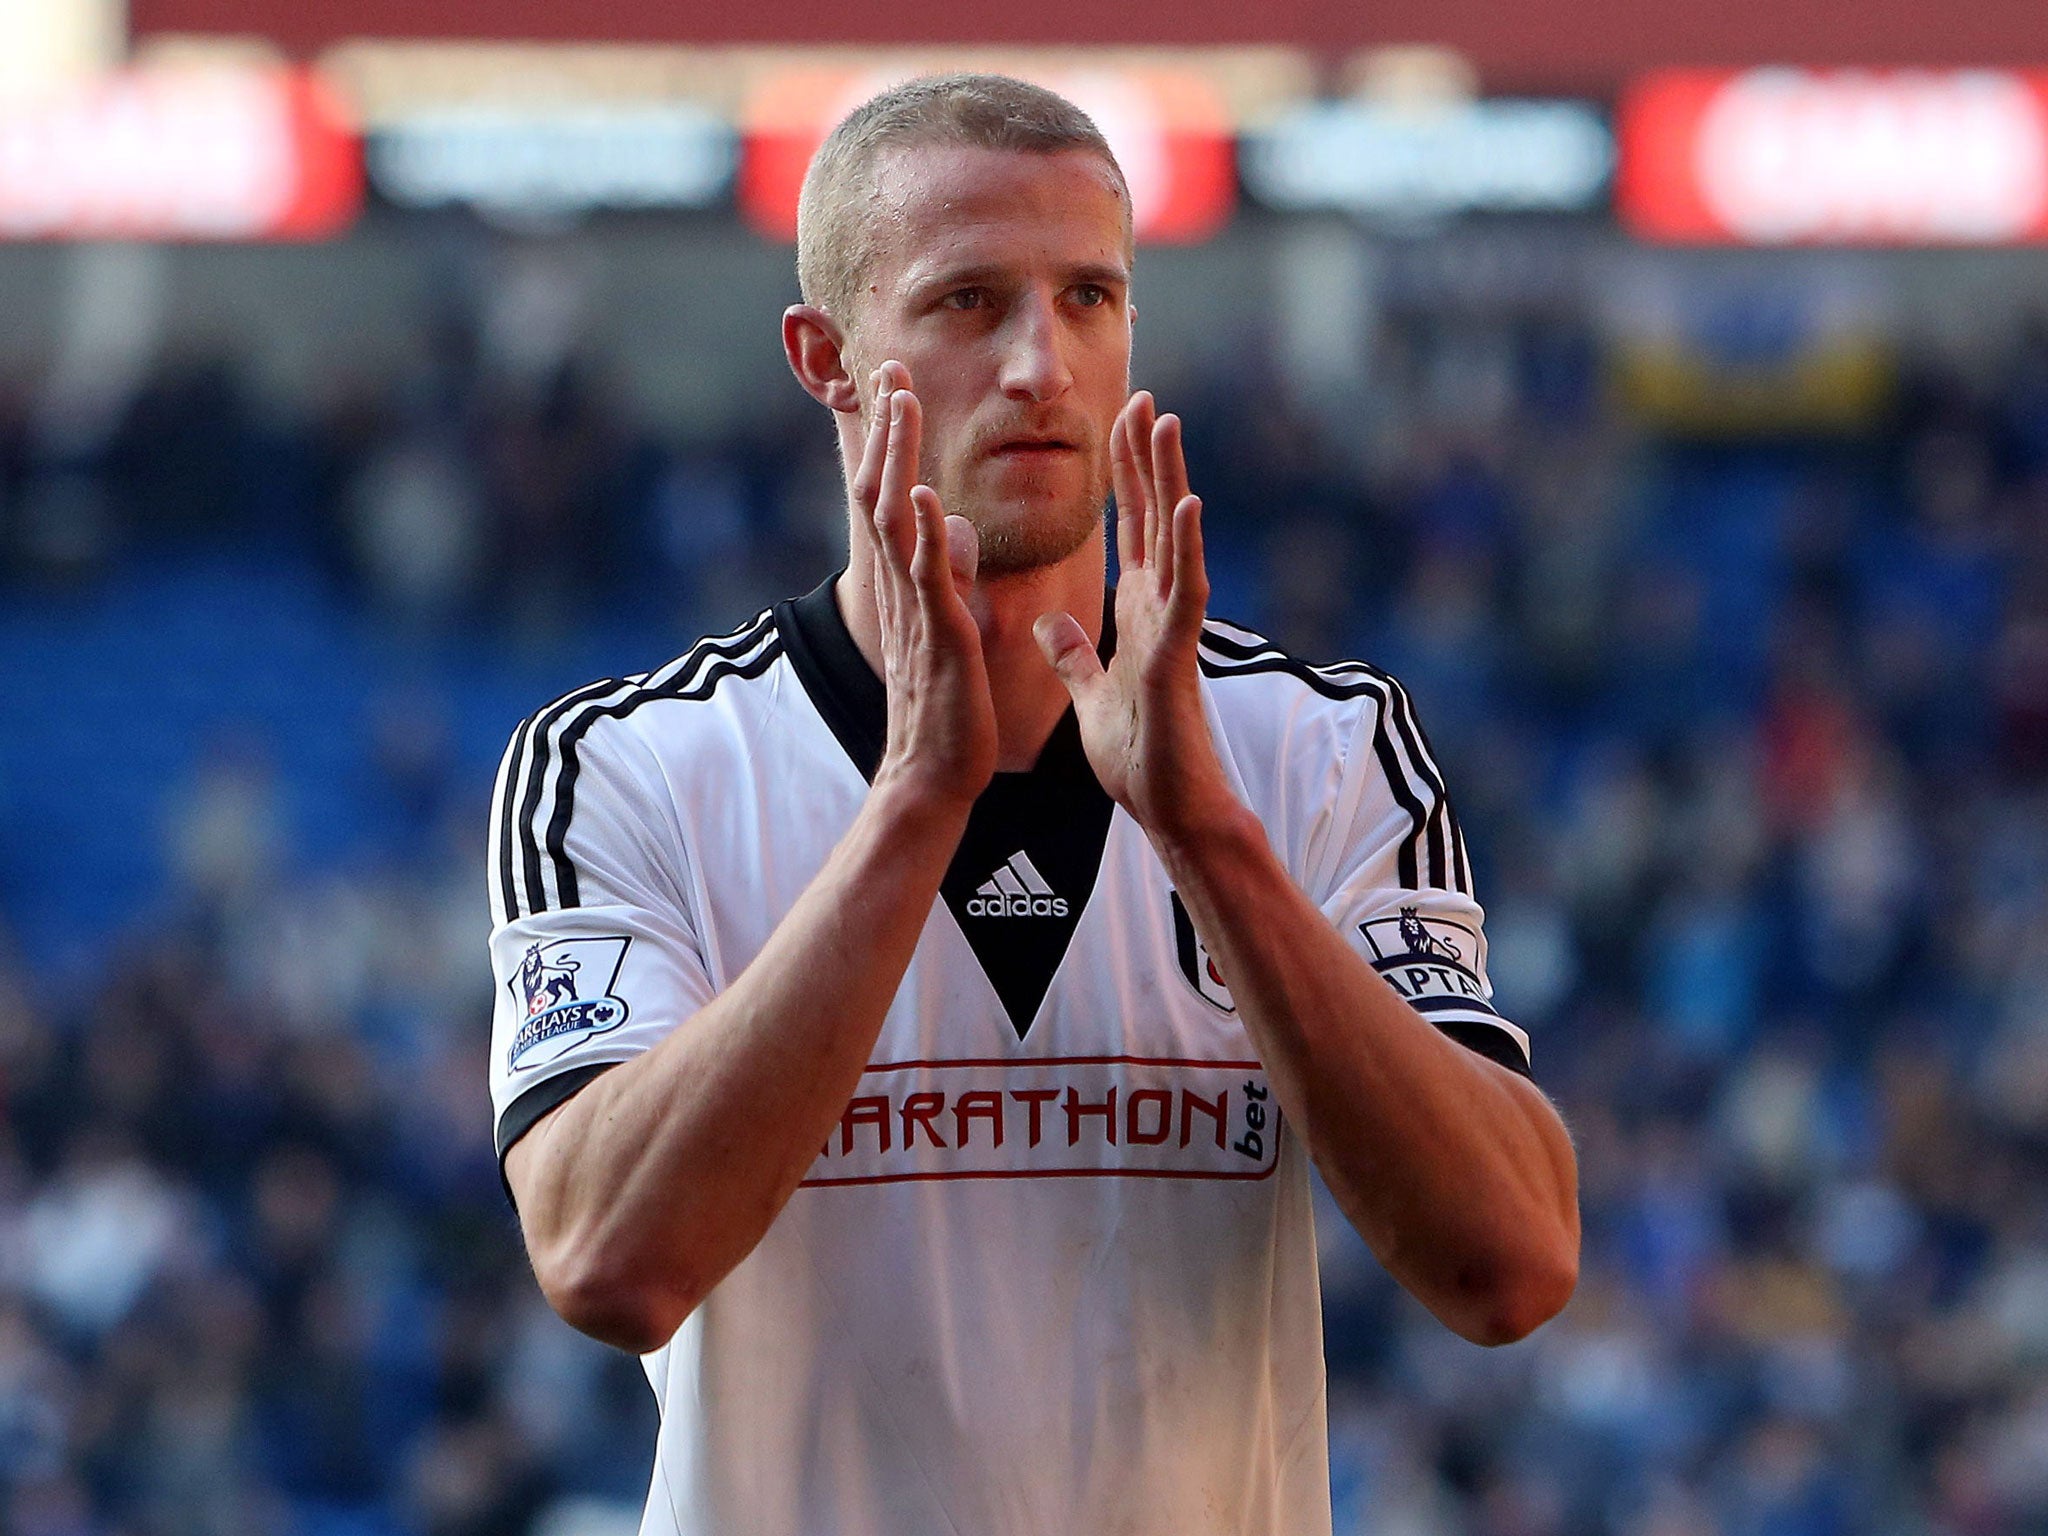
[486,74,1577,1535]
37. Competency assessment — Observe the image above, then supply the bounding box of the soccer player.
[487,73,1578,1535]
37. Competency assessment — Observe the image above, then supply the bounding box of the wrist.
[866,760,981,831]
[1146,787,1264,881]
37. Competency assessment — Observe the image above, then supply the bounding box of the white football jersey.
[485,579,1531,1536]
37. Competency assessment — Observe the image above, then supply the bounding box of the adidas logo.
[965,851,1070,918]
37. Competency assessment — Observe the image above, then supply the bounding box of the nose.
[997,288,1073,404]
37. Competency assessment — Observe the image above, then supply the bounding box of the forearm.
[509,771,970,1349]
[1154,801,1579,1345]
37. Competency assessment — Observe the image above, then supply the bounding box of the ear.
[784,305,861,414]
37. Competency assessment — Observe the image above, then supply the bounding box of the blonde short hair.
[795,73,1133,324]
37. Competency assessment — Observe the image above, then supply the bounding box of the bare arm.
[507,371,995,1353]
[1149,812,1579,1345]
[1035,395,1579,1346]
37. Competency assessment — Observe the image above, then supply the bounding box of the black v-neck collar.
[776,574,1119,1039]
[776,573,1118,781]
[778,576,891,781]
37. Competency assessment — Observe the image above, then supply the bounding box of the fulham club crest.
[1170,891,1235,1013]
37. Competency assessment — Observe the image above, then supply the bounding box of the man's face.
[841,143,1134,575]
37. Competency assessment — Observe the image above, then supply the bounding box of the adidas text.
[965,893,1070,918]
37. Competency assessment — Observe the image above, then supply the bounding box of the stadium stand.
[2,289,2046,1536]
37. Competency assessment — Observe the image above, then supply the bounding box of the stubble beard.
[947,459,1111,577]
[970,492,1108,575]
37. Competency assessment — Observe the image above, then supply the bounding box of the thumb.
[1033,611,1105,699]
[942,510,978,585]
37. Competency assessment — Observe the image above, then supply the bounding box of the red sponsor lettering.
[953,1090,1005,1148]
[900,1091,947,1148]
[840,1095,891,1156]
[1126,1087,1172,1145]
[808,1058,1280,1186]
[1011,1087,1058,1147]
[1065,1084,1118,1147]
[1180,1087,1228,1149]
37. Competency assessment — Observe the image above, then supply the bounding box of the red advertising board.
[739,66,1235,243]
[0,63,362,240]
[1619,68,2048,245]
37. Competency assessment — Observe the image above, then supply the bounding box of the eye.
[1072,284,1109,308]
[941,287,987,311]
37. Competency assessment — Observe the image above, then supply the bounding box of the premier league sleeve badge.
[507,935,633,1071]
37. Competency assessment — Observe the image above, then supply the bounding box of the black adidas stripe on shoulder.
[492,610,780,925]
[1197,622,1471,895]
[496,673,647,927]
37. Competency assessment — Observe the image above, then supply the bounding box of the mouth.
[989,438,1081,458]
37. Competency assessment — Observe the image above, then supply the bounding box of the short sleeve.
[485,702,717,1173]
[1312,682,1532,1079]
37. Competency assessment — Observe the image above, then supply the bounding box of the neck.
[836,539,1105,773]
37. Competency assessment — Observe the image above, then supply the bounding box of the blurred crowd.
[1,270,2047,1536]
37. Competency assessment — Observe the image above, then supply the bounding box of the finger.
[868,541,898,648]
[1033,611,1106,701]
[1109,410,1144,573]
[1149,411,1189,584]
[850,368,890,512]
[1150,416,1186,590]
[1125,392,1159,565]
[1165,495,1209,636]
[907,483,947,592]
[1151,412,1191,528]
[943,511,979,586]
[876,388,922,569]
[881,386,922,503]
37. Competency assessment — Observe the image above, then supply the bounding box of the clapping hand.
[855,361,997,808]
[1033,392,1237,841]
